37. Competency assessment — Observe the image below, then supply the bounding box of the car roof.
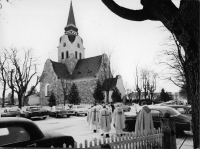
[166,105,191,108]
[0,117,45,141]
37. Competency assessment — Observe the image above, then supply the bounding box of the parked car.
[166,105,191,116]
[114,102,131,112]
[124,105,192,134]
[23,106,48,120]
[48,105,74,118]
[0,117,75,147]
[156,100,188,106]
[1,108,24,117]
[71,105,88,116]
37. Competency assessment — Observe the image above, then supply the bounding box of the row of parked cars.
[123,100,192,135]
[1,105,89,120]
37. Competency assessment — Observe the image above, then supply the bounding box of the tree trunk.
[185,40,199,148]
[2,83,6,108]
[18,93,23,109]
[106,90,109,103]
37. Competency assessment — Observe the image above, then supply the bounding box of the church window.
[61,52,64,59]
[63,43,66,47]
[77,43,80,48]
[66,51,69,58]
[75,51,77,59]
[45,84,51,97]
[79,53,82,59]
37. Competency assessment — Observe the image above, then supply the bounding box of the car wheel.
[67,115,70,118]
[75,112,79,116]
[85,114,87,116]
[43,117,47,119]
[123,121,132,132]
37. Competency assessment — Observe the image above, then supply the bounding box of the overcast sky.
[0,0,181,96]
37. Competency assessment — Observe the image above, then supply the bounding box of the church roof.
[51,60,71,80]
[102,77,118,91]
[71,55,103,80]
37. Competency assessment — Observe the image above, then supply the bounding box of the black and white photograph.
[0,0,199,148]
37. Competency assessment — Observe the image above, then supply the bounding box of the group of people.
[87,103,126,138]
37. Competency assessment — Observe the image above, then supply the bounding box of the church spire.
[65,1,78,35]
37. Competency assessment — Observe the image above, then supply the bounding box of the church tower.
[58,1,85,74]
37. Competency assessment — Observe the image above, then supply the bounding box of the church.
[39,2,125,105]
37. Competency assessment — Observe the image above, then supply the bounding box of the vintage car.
[48,105,74,118]
[71,105,88,116]
[1,108,24,117]
[0,117,75,147]
[114,102,131,112]
[124,105,192,134]
[23,106,48,120]
[166,105,191,116]
[156,100,188,106]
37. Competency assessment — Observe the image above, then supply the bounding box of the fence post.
[161,116,176,149]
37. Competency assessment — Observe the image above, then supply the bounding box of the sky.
[0,0,181,96]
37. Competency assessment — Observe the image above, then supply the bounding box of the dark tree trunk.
[106,90,109,103]
[18,93,23,109]
[2,83,6,108]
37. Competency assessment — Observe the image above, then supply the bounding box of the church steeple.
[64,1,78,35]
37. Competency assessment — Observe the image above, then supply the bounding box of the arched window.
[45,84,51,97]
[79,53,82,59]
[66,51,69,58]
[61,52,64,59]
[77,43,80,48]
[75,51,77,59]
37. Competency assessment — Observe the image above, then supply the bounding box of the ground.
[0,105,193,148]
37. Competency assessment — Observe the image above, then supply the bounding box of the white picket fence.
[51,128,163,149]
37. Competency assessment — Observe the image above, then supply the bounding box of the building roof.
[102,77,118,91]
[51,60,71,80]
[71,55,103,80]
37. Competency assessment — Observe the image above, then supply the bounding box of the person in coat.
[99,106,112,138]
[113,105,125,136]
[135,106,154,133]
[89,104,100,133]
[87,105,93,126]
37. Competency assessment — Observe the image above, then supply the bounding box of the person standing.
[89,104,100,133]
[113,105,125,136]
[87,105,93,126]
[99,106,112,138]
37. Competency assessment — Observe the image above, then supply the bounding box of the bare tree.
[0,53,8,107]
[147,71,157,101]
[60,78,71,106]
[5,48,40,108]
[101,1,199,146]
[141,68,149,102]
[134,66,142,102]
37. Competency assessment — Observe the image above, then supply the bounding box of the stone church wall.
[40,59,58,106]
[74,79,98,104]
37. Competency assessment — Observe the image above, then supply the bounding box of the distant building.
[39,2,125,105]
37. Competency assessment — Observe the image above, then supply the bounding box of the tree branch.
[101,0,158,21]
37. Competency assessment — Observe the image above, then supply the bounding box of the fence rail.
[74,128,163,149]
[51,128,163,148]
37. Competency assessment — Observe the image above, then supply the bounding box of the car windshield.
[8,108,20,112]
[77,105,86,108]
[30,107,42,111]
[164,108,181,116]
